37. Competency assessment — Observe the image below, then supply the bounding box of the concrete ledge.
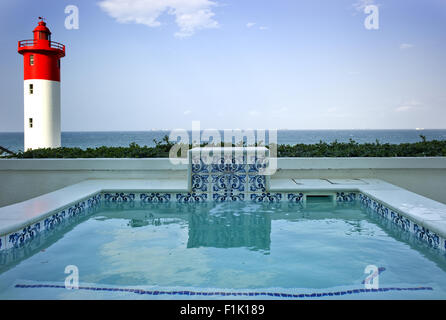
[2,157,444,171]
[269,179,299,191]
[0,158,188,171]
[277,157,446,169]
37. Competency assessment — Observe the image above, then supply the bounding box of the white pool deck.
[1,178,446,240]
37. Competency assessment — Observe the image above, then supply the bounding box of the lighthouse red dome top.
[33,20,52,40]
[18,18,65,58]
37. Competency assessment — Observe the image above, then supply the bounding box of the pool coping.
[0,179,189,235]
[0,178,446,251]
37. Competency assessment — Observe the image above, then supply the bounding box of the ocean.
[1,129,446,153]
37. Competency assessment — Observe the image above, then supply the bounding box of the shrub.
[3,135,446,159]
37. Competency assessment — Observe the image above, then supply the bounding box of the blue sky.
[0,0,445,131]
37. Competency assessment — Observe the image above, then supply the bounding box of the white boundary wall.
[0,157,445,207]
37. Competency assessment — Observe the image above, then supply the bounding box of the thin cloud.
[183,110,192,115]
[98,0,219,38]
[249,110,260,116]
[400,43,414,50]
[395,100,422,112]
[395,106,414,112]
[246,23,268,31]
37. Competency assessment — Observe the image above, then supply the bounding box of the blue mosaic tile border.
[336,192,356,202]
[1,194,102,251]
[190,173,269,194]
[359,193,446,252]
[102,192,306,203]
[140,193,171,203]
[14,283,434,299]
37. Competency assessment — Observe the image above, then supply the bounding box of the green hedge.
[2,135,446,158]
[277,138,446,157]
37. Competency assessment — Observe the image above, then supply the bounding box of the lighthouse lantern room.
[18,18,66,150]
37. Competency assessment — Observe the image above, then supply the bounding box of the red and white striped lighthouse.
[18,18,66,150]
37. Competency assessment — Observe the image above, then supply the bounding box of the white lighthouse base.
[24,79,61,151]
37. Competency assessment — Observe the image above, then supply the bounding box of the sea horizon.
[2,128,446,133]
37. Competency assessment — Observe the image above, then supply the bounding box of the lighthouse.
[18,18,65,150]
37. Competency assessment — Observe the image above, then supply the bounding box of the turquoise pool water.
[1,201,446,299]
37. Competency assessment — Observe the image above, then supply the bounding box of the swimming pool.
[1,199,445,299]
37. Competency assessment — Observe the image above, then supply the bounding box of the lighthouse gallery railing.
[18,39,65,51]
